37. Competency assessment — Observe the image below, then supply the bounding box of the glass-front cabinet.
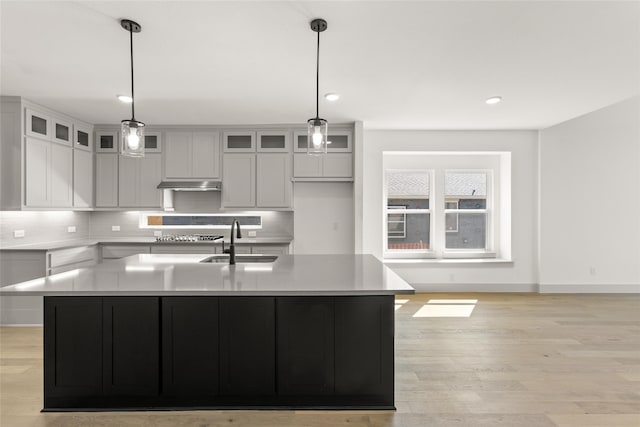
[25,108,52,140]
[74,123,93,151]
[96,131,118,153]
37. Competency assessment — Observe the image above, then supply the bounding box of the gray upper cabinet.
[73,149,94,208]
[95,154,118,208]
[24,136,73,207]
[96,131,118,153]
[74,123,93,151]
[293,130,352,153]
[223,131,256,152]
[164,131,220,179]
[143,132,162,153]
[25,108,52,140]
[119,154,162,208]
[222,153,256,208]
[257,131,290,152]
[52,117,73,146]
[256,153,292,208]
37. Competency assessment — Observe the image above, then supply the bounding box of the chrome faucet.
[227,218,242,265]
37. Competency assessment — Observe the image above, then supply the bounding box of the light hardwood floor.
[1,293,639,427]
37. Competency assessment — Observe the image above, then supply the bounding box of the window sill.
[383,258,513,265]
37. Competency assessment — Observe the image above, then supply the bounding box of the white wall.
[358,130,539,291]
[293,182,355,254]
[539,97,640,292]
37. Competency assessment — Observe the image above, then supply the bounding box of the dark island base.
[43,295,395,411]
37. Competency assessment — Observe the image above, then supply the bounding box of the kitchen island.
[0,254,414,411]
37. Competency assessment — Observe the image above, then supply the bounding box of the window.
[383,152,506,260]
[385,171,431,254]
[444,171,489,250]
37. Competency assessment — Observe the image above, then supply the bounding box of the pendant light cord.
[315,28,320,119]
[129,26,136,121]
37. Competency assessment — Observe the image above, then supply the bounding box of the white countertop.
[0,237,293,251]
[0,254,415,296]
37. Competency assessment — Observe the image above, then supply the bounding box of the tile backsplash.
[0,211,91,247]
[0,209,293,247]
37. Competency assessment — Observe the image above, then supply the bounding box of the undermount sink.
[200,254,278,263]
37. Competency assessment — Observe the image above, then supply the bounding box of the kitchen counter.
[10,253,413,411]
[0,236,293,251]
[0,253,414,296]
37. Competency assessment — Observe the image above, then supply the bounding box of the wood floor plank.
[1,293,639,426]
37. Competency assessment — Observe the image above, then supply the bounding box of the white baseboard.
[538,283,640,293]
[410,283,538,293]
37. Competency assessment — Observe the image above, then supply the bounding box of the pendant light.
[120,19,145,157]
[307,18,328,155]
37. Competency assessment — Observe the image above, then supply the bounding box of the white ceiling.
[1,1,638,129]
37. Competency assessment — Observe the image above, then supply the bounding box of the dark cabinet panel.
[103,297,159,397]
[277,297,334,395]
[335,296,394,401]
[162,297,219,397]
[44,297,103,400]
[219,297,275,396]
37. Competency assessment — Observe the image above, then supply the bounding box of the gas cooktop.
[155,234,224,243]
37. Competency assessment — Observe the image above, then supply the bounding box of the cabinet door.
[118,156,137,207]
[95,154,118,207]
[277,297,335,395]
[323,153,353,178]
[52,118,73,146]
[192,132,220,178]
[293,153,322,178]
[103,297,159,397]
[257,131,290,152]
[164,132,191,178]
[44,297,103,403]
[222,154,255,208]
[162,297,219,397]
[219,297,275,395]
[137,154,162,207]
[74,123,93,151]
[50,143,73,207]
[335,296,393,400]
[257,153,291,208]
[223,131,255,152]
[25,108,51,140]
[96,131,118,153]
[24,137,50,206]
[143,132,161,153]
[73,149,93,208]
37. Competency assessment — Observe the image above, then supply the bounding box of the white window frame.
[443,169,494,258]
[382,153,504,260]
[383,170,434,259]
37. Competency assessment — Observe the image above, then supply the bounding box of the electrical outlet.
[153,230,162,237]
[248,231,257,237]
[67,226,76,233]
[589,267,596,276]
[13,229,25,238]
[111,225,121,232]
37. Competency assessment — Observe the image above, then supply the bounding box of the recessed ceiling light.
[324,93,340,102]
[117,94,133,103]
[485,96,502,105]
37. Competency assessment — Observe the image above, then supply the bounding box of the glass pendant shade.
[121,119,145,157]
[307,118,328,155]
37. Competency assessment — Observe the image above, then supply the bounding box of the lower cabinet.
[103,297,159,397]
[162,297,219,398]
[219,297,275,396]
[44,295,393,410]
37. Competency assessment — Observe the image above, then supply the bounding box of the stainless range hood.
[158,181,222,211]
[157,181,222,191]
